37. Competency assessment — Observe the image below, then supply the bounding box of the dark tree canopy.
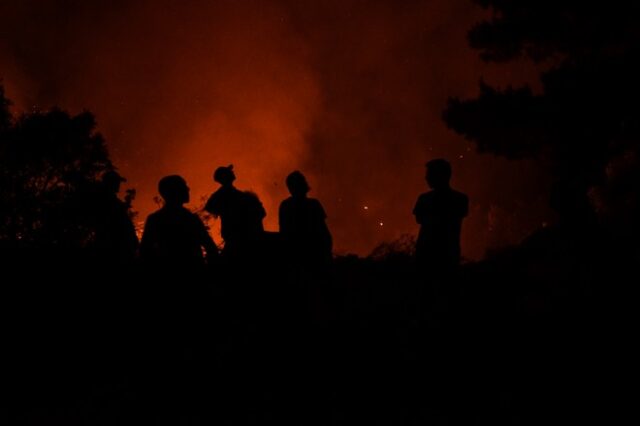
[445,1,640,231]
[0,85,127,250]
[467,1,640,63]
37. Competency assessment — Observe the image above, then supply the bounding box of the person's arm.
[204,194,219,217]
[315,201,332,253]
[314,199,327,221]
[413,196,427,225]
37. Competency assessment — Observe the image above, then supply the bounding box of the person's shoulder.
[183,207,201,219]
[417,191,434,203]
[308,197,326,214]
[449,189,469,216]
[243,190,259,200]
[450,189,469,203]
[229,186,245,198]
[308,197,325,209]
[207,188,223,203]
[145,209,163,226]
[206,187,231,211]
[179,208,204,226]
[147,209,162,219]
[280,197,295,207]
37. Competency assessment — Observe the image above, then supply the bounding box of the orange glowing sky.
[0,0,553,258]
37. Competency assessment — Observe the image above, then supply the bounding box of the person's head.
[425,159,452,190]
[102,170,126,194]
[286,170,310,198]
[214,165,236,186]
[158,175,189,206]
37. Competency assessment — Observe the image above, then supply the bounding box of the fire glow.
[0,0,553,258]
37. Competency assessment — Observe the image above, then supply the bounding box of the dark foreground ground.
[0,228,625,425]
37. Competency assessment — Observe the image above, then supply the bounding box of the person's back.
[204,165,266,259]
[141,206,209,264]
[91,171,139,263]
[141,175,217,267]
[279,171,332,269]
[205,184,246,244]
[242,191,266,237]
[414,189,468,264]
[413,159,468,272]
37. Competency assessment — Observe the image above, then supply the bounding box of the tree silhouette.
[0,85,122,250]
[444,1,640,230]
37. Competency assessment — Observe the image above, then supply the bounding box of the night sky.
[0,0,553,257]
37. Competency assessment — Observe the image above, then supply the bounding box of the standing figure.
[279,171,332,272]
[413,159,468,276]
[91,170,138,264]
[140,175,218,266]
[204,165,266,262]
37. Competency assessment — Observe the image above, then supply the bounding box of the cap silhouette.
[214,165,236,186]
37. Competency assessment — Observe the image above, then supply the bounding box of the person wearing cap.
[204,165,266,262]
[413,159,468,276]
[140,175,218,266]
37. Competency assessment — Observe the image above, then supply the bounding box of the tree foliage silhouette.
[444,1,640,229]
[0,85,121,249]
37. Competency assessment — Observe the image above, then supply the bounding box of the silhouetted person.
[279,171,332,272]
[91,170,138,263]
[413,159,468,275]
[140,175,218,266]
[204,165,266,261]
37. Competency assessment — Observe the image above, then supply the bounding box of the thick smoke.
[0,0,551,257]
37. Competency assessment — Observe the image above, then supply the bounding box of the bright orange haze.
[0,0,552,258]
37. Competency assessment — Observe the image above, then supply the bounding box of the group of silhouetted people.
[95,159,468,278]
[135,165,333,273]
